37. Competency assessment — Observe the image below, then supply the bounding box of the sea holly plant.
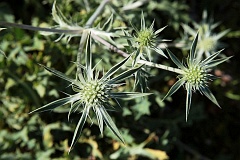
[126,12,167,65]
[162,33,232,121]
[181,10,230,60]
[123,12,167,92]
[29,34,151,151]
[0,0,233,157]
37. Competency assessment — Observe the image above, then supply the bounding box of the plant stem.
[138,60,184,74]
[85,0,111,28]
[77,31,88,73]
[91,33,183,74]
[77,0,111,73]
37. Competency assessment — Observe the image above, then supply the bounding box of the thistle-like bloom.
[125,12,167,92]
[30,35,151,151]
[181,11,229,60]
[127,12,167,65]
[163,33,231,121]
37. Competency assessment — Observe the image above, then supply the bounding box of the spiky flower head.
[126,12,167,65]
[181,10,229,60]
[30,34,151,152]
[163,33,231,121]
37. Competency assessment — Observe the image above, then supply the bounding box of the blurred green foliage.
[0,0,240,159]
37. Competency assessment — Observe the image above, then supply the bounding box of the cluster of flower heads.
[27,3,231,152]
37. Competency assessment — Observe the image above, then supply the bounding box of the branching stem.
[77,0,111,73]
[85,0,111,28]
[91,33,183,74]
[138,60,184,74]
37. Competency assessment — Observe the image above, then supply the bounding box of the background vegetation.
[0,0,240,159]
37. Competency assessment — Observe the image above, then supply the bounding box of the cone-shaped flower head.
[163,33,231,121]
[126,12,167,65]
[30,34,151,152]
[181,10,229,60]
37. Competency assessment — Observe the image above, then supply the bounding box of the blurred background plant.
[0,0,240,159]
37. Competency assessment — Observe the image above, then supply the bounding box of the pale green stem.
[91,33,184,74]
[77,31,88,73]
[122,0,148,11]
[85,0,111,28]
[138,60,184,74]
[77,0,111,73]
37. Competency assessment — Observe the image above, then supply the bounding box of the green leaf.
[99,107,124,143]
[39,64,78,85]
[29,96,74,114]
[0,22,81,34]
[200,86,220,108]
[181,24,196,36]
[201,49,224,65]
[108,65,143,84]
[94,107,104,135]
[204,56,232,68]
[162,78,185,101]
[215,29,230,40]
[68,100,82,121]
[102,55,130,80]
[141,11,145,30]
[69,106,90,152]
[185,83,192,122]
[85,33,92,80]
[110,92,152,100]
[155,26,167,35]
[189,32,199,63]
[166,48,185,69]
[132,98,151,120]
[153,47,167,58]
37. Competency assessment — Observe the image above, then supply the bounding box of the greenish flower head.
[30,34,151,152]
[81,80,108,106]
[163,33,232,121]
[181,10,229,60]
[136,28,155,47]
[197,37,216,52]
[183,65,207,88]
[126,12,167,65]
